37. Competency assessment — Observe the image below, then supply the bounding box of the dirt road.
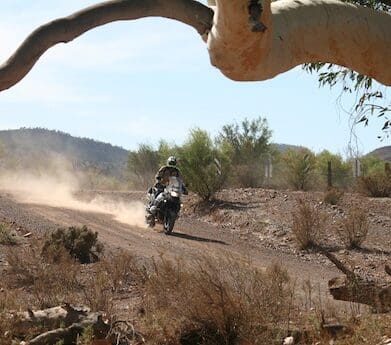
[0,191,340,299]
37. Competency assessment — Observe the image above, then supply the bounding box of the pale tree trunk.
[0,0,390,92]
[0,0,213,92]
[207,0,391,85]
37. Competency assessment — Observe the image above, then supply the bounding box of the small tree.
[360,154,387,176]
[217,116,272,187]
[281,148,316,191]
[315,150,352,189]
[128,144,160,189]
[180,128,227,201]
[355,155,391,197]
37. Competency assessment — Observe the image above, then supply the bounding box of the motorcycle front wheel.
[163,211,176,235]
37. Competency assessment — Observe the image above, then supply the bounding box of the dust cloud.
[0,169,147,229]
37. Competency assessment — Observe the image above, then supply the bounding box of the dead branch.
[0,0,213,91]
[321,250,391,313]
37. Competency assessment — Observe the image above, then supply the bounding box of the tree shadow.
[311,244,391,256]
[169,231,228,245]
[353,246,391,255]
[210,199,260,210]
[193,198,259,215]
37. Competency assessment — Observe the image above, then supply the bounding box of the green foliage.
[0,223,17,245]
[315,150,352,189]
[360,154,387,175]
[42,225,103,264]
[303,0,391,138]
[304,51,390,139]
[127,141,179,188]
[77,325,94,345]
[179,128,227,200]
[157,140,177,166]
[217,116,272,187]
[281,148,316,190]
[128,144,160,189]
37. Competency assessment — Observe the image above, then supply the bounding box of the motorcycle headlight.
[170,191,179,198]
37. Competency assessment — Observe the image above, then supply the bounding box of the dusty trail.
[0,191,340,298]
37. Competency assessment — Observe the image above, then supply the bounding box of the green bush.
[42,225,103,264]
[179,129,228,201]
[315,150,352,189]
[128,144,160,189]
[217,116,272,187]
[281,149,316,191]
[0,224,17,245]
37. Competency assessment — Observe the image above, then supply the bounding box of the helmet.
[167,156,177,167]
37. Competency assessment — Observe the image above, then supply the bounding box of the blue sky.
[0,0,389,155]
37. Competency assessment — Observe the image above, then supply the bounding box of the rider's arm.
[155,166,165,181]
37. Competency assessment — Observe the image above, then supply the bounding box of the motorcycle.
[145,176,185,235]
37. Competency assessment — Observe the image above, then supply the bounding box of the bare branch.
[0,0,213,92]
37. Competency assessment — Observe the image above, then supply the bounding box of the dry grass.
[323,188,344,205]
[1,236,391,344]
[0,242,134,343]
[333,314,391,345]
[356,173,391,198]
[291,199,326,250]
[140,255,295,345]
[5,243,82,309]
[336,206,369,249]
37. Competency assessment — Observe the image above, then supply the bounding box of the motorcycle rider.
[146,156,187,224]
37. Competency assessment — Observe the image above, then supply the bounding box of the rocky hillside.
[368,145,391,162]
[0,128,129,178]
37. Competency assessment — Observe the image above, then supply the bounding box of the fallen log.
[8,304,110,344]
[322,251,391,313]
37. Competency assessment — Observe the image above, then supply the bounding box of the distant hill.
[272,143,306,153]
[368,146,391,162]
[0,128,129,178]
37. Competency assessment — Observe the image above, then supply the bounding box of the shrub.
[323,188,344,205]
[180,129,228,201]
[336,206,369,249]
[128,144,160,189]
[281,149,316,191]
[356,173,391,197]
[315,150,352,190]
[42,225,103,264]
[141,255,294,344]
[292,199,326,249]
[216,116,272,188]
[0,223,17,245]
[5,243,81,308]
